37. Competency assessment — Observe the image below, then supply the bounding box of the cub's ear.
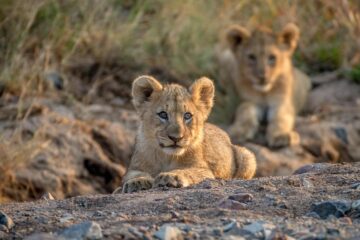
[278,23,300,53]
[132,75,163,111]
[225,25,250,52]
[190,77,215,118]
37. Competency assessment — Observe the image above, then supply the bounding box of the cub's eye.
[157,111,168,121]
[248,54,256,62]
[268,54,276,65]
[184,112,192,121]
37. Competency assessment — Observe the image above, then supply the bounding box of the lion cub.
[115,75,256,193]
[219,23,311,148]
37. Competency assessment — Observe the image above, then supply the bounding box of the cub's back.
[293,67,311,113]
[202,123,235,179]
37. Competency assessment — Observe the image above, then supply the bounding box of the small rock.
[305,212,321,219]
[327,228,340,236]
[212,228,223,236]
[25,233,59,240]
[170,211,180,219]
[338,217,352,224]
[293,163,331,175]
[274,200,289,209]
[218,199,248,210]
[309,200,351,219]
[154,225,183,240]
[301,178,314,188]
[41,192,55,200]
[223,220,237,232]
[59,213,74,223]
[266,228,294,240]
[0,211,14,230]
[228,193,254,203]
[58,221,103,240]
[351,183,360,190]
[128,226,143,238]
[352,200,360,210]
[265,194,276,201]
[0,225,8,232]
[243,221,275,237]
[44,71,64,90]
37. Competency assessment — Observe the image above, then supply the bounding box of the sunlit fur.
[218,23,311,148]
[139,84,205,156]
[114,75,257,193]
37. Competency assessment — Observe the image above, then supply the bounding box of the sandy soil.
[0,163,359,239]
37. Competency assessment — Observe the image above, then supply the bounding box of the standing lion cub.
[115,75,256,193]
[218,23,311,148]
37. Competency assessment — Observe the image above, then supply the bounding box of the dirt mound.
[0,96,137,202]
[0,163,359,239]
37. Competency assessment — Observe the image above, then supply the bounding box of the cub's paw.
[267,131,299,149]
[121,177,154,193]
[154,172,190,188]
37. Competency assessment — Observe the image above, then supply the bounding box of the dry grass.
[0,0,359,93]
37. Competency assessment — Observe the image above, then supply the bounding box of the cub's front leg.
[228,102,259,143]
[154,168,215,188]
[267,103,299,148]
[114,170,154,194]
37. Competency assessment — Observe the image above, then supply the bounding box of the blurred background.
[0,0,359,202]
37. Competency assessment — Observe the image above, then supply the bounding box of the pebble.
[242,221,275,237]
[218,199,248,210]
[223,220,237,232]
[338,217,352,225]
[228,193,254,203]
[58,221,103,240]
[41,193,55,200]
[0,211,14,230]
[305,212,320,219]
[301,178,314,188]
[128,226,144,238]
[352,200,360,211]
[212,228,223,236]
[351,183,360,190]
[274,200,289,209]
[293,163,331,175]
[59,213,74,223]
[309,200,351,219]
[154,225,183,240]
[266,228,295,240]
[0,225,8,232]
[170,211,180,219]
[333,127,348,144]
[44,71,64,90]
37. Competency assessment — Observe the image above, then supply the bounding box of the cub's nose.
[258,75,266,85]
[168,135,183,143]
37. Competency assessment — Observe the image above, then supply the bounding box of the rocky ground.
[0,163,359,239]
[0,70,359,238]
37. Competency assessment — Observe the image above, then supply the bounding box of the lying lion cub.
[115,75,256,193]
[218,23,311,148]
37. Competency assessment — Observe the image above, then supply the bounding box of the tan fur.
[114,75,256,193]
[219,23,311,148]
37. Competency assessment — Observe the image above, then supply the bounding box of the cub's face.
[132,76,214,156]
[226,23,300,92]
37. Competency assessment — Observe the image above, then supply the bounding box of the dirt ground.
[0,70,359,238]
[0,163,359,239]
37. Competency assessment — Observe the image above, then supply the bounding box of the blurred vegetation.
[0,0,359,122]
